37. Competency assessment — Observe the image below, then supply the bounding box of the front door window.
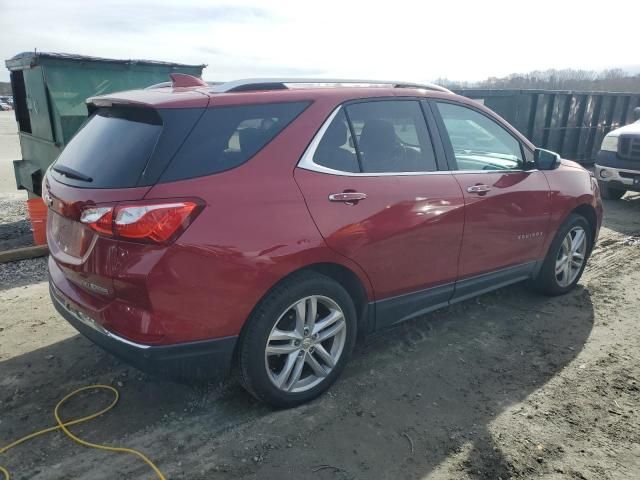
[436,102,523,171]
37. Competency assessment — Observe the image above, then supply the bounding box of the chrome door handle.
[328,192,367,204]
[466,184,492,194]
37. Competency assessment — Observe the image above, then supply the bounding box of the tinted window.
[436,102,523,170]
[161,101,310,182]
[346,101,437,173]
[313,110,359,172]
[52,107,162,188]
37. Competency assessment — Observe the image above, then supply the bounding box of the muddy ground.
[0,196,638,480]
[1,107,639,479]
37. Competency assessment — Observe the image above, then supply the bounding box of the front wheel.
[238,272,357,408]
[532,213,592,296]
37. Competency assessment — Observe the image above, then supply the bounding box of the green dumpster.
[5,51,205,196]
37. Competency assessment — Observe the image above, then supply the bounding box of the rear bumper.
[50,283,237,382]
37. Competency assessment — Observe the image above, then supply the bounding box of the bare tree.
[438,68,640,93]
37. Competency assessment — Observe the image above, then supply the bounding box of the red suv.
[45,76,603,407]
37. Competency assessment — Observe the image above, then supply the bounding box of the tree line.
[0,82,11,96]
[438,68,640,93]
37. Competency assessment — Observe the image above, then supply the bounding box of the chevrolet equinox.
[45,76,603,407]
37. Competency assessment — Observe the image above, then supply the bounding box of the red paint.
[540,159,604,251]
[47,86,602,348]
[452,171,552,278]
[294,170,465,298]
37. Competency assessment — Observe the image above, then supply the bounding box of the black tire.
[532,213,592,296]
[238,271,357,408]
[598,181,625,200]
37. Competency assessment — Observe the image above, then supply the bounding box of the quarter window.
[312,110,359,173]
[436,102,523,171]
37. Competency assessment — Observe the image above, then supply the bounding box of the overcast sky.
[1,0,638,83]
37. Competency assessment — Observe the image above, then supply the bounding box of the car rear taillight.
[114,203,199,243]
[80,201,202,244]
[80,207,114,236]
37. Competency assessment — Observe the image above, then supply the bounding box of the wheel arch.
[571,203,598,253]
[539,201,599,273]
[304,263,372,336]
[235,262,373,359]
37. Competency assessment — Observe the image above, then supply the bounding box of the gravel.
[0,256,48,291]
[0,193,28,223]
[0,193,47,290]
[0,193,33,250]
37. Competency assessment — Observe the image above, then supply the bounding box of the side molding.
[373,261,540,330]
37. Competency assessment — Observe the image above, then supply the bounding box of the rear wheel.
[533,213,592,296]
[238,272,357,408]
[598,181,625,200]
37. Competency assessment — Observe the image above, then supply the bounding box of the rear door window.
[346,100,437,173]
[160,101,310,182]
[52,107,163,188]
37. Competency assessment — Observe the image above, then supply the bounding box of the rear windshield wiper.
[52,165,93,182]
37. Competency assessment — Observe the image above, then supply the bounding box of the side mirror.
[534,148,561,170]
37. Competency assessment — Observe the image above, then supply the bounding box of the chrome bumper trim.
[594,164,639,186]
[50,285,151,350]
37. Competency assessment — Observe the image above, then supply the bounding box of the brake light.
[80,201,201,244]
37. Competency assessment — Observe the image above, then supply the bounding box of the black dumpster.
[454,89,640,163]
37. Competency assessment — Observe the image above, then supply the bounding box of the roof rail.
[210,78,453,94]
[146,79,224,90]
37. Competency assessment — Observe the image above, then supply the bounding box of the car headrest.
[238,128,261,153]
[359,119,397,153]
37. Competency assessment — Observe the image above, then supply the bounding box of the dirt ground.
[1,113,640,479]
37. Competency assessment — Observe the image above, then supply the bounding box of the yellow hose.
[0,384,165,480]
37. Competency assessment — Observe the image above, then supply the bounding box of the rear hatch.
[46,89,209,297]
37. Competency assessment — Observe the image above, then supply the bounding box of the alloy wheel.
[555,226,587,287]
[265,295,347,393]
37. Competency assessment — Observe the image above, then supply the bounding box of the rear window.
[52,107,162,188]
[159,101,310,182]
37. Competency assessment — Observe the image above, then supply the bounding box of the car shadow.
[601,192,640,236]
[1,283,594,479]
